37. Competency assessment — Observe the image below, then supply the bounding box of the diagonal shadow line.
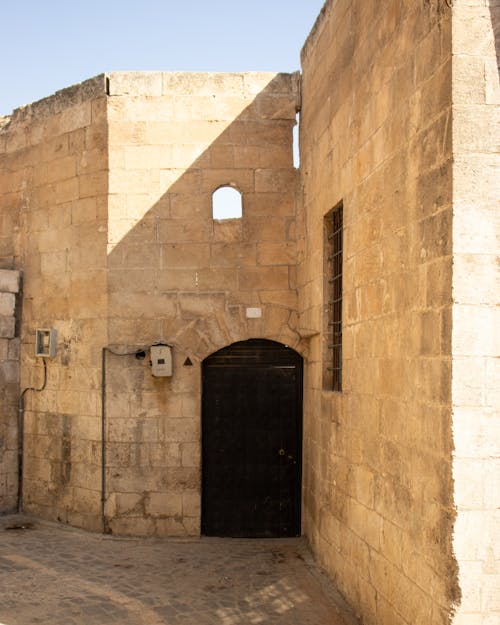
[102,73,299,530]
[2,552,166,625]
[0,540,342,625]
[105,73,299,352]
[490,0,500,79]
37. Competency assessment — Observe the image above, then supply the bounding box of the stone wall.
[299,1,456,624]
[451,1,500,622]
[0,270,21,512]
[104,71,299,535]
[0,72,299,534]
[0,2,497,621]
[0,76,109,530]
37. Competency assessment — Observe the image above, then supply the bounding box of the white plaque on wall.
[246,307,262,319]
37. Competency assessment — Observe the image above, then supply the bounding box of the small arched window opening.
[212,186,242,220]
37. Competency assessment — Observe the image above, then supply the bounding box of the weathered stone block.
[160,219,212,243]
[0,342,14,372]
[243,72,294,96]
[452,8,497,57]
[124,145,174,170]
[162,243,210,268]
[178,293,226,319]
[453,408,500,458]
[59,102,92,134]
[453,55,487,105]
[109,292,178,319]
[485,58,500,105]
[257,242,296,266]
[0,270,21,293]
[108,72,163,97]
[159,418,199,444]
[0,293,16,317]
[255,168,297,194]
[0,317,15,339]
[182,490,200,517]
[147,492,182,517]
[162,72,245,97]
[453,253,499,305]
[210,242,256,267]
[453,305,500,357]
[0,361,19,384]
[201,168,254,194]
[243,217,289,242]
[237,266,289,291]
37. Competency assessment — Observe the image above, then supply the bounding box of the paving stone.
[0,514,359,625]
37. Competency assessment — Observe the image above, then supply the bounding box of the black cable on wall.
[17,357,47,513]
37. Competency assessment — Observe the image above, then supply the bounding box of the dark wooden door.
[202,339,303,537]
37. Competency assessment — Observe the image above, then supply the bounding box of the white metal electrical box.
[150,345,173,377]
[35,328,57,358]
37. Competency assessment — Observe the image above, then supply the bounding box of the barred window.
[324,203,343,391]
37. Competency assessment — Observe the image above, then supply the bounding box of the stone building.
[0,1,498,624]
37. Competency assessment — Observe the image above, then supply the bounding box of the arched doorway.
[202,339,303,537]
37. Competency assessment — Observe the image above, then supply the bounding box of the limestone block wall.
[0,270,21,512]
[1,71,299,535]
[451,1,500,622]
[104,71,300,535]
[0,77,109,530]
[299,1,456,624]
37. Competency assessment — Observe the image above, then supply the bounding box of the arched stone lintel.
[169,309,307,364]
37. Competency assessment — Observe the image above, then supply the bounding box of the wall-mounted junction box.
[35,328,57,358]
[150,345,173,377]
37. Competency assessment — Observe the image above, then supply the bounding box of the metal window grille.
[325,205,343,391]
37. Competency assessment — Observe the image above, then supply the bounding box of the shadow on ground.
[0,515,359,625]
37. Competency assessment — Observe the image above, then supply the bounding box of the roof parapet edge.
[300,0,335,66]
[4,74,107,127]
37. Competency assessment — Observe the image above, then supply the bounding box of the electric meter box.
[150,345,173,377]
[35,328,57,358]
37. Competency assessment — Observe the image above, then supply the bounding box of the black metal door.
[202,339,303,537]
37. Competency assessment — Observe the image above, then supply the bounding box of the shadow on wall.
[491,0,500,78]
[101,73,300,535]
[105,73,300,359]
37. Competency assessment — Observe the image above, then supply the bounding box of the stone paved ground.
[0,515,359,625]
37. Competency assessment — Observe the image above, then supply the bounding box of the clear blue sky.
[0,0,325,116]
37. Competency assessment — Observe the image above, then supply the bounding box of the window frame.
[323,203,343,392]
[212,185,243,221]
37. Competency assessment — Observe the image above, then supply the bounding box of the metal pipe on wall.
[17,357,47,512]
